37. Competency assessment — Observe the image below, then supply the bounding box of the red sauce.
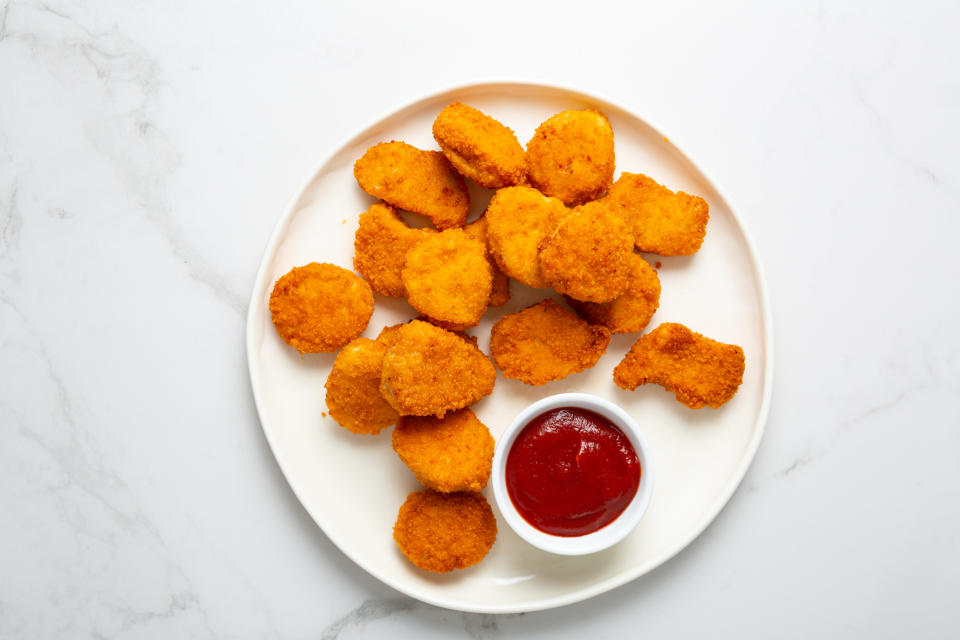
[505,407,640,536]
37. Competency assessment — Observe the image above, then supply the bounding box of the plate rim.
[245,80,775,614]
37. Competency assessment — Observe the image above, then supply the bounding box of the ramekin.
[491,393,654,555]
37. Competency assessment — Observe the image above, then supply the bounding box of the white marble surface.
[1,0,958,637]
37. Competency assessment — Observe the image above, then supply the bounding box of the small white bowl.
[491,393,654,555]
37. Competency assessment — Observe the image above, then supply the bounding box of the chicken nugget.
[485,186,571,289]
[392,409,494,492]
[613,323,745,409]
[525,109,615,206]
[269,263,373,353]
[463,216,510,307]
[599,173,709,256]
[538,202,633,303]
[354,141,470,229]
[432,102,526,188]
[490,299,611,385]
[566,253,661,334]
[324,338,398,435]
[393,490,497,573]
[354,202,434,297]
[380,320,496,417]
[401,229,492,329]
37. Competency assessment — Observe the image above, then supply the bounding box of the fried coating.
[353,141,470,229]
[525,109,615,206]
[375,323,404,348]
[380,320,496,417]
[324,338,398,435]
[269,263,373,353]
[401,229,492,329]
[379,318,478,346]
[538,202,633,303]
[599,173,709,256]
[432,102,526,188]
[353,202,434,297]
[613,323,745,409]
[490,299,611,385]
[566,253,661,334]
[485,186,571,289]
[392,409,494,492]
[463,216,510,307]
[393,490,497,573]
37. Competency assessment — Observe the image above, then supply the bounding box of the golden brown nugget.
[269,263,373,353]
[380,320,496,417]
[538,202,633,303]
[485,186,571,289]
[392,409,494,492]
[401,229,492,329]
[432,102,526,188]
[599,173,709,256]
[393,490,497,573]
[613,323,745,409]
[353,202,434,297]
[463,216,510,306]
[324,338,398,435]
[490,299,611,385]
[566,253,661,334]
[353,141,470,229]
[525,109,615,206]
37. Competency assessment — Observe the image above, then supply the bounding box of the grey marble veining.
[318,597,519,640]
[1,1,959,637]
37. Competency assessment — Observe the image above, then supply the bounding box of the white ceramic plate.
[246,81,773,614]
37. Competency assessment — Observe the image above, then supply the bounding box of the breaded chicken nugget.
[613,323,745,409]
[432,102,526,188]
[353,141,470,229]
[392,409,494,492]
[566,253,661,334]
[490,299,611,385]
[538,202,633,303]
[485,186,571,289]
[354,202,434,297]
[269,263,373,353]
[525,109,615,206]
[380,320,496,417]
[401,229,492,329]
[393,490,497,573]
[599,173,709,256]
[463,216,510,307]
[324,338,398,435]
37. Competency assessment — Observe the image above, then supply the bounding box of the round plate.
[246,81,773,614]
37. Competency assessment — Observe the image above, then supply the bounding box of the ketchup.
[505,407,640,536]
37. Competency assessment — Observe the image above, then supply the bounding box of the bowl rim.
[491,393,655,555]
